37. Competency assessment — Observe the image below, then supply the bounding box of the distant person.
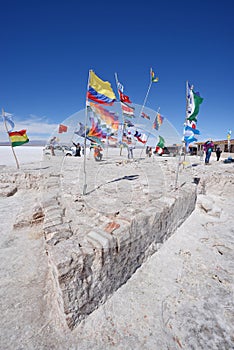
[203,139,214,164]
[199,149,204,161]
[146,146,149,157]
[126,132,135,159]
[72,142,81,157]
[215,146,222,161]
[119,143,124,156]
[49,136,57,156]
[148,147,152,157]
[94,145,103,161]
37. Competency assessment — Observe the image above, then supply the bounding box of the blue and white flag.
[184,125,200,135]
[2,112,15,132]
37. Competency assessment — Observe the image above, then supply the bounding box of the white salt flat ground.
[0,144,233,349]
[0,146,44,166]
[1,144,230,168]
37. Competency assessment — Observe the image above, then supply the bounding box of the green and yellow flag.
[8,130,29,147]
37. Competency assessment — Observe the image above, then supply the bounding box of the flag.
[8,130,29,147]
[157,135,165,148]
[89,102,119,133]
[58,124,68,133]
[150,68,159,83]
[184,135,198,152]
[184,125,200,135]
[119,90,132,104]
[74,122,86,137]
[187,83,203,122]
[184,135,198,144]
[227,129,232,140]
[186,119,197,129]
[183,124,199,151]
[2,112,15,132]
[152,112,164,130]
[87,70,116,105]
[117,81,124,93]
[121,102,135,118]
[134,130,147,144]
[124,119,134,127]
[155,135,165,154]
[141,112,150,120]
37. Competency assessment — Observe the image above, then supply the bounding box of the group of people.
[49,136,223,164]
[203,139,222,164]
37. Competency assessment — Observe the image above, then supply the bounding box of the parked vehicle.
[153,145,181,157]
[43,145,74,157]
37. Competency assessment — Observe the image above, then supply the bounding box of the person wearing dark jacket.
[216,146,222,161]
[72,142,81,157]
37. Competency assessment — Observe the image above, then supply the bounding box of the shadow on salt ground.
[86,174,139,195]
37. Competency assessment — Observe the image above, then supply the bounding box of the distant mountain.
[0,140,47,146]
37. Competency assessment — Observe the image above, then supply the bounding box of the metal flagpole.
[2,108,20,169]
[174,81,188,189]
[83,70,91,195]
[115,72,125,155]
[139,106,161,159]
[139,79,152,119]
[136,69,155,161]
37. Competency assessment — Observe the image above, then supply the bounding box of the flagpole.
[115,72,124,144]
[2,108,20,169]
[139,107,160,159]
[83,70,91,195]
[183,80,190,163]
[175,81,188,189]
[139,79,152,119]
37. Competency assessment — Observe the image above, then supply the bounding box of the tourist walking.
[49,136,57,156]
[126,132,135,159]
[203,139,214,164]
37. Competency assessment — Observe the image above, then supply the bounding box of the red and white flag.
[121,102,135,118]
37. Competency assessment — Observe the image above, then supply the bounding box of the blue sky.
[0,0,233,144]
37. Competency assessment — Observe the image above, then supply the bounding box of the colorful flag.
[152,113,164,130]
[184,125,200,135]
[184,135,198,152]
[124,119,134,127]
[134,130,147,144]
[119,90,132,104]
[2,112,15,132]
[8,130,29,147]
[227,129,232,140]
[58,124,68,133]
[157,135,165,148]
[155,135,165,154]
[141,112,150,120]
[89,102,119,132]
[150,68,159,83]
[186,119,197,129]
[183,123,199,151]
[121,102,135,118]
[87,70,116,105]
[184,135,198,144]
[187,83,203,122]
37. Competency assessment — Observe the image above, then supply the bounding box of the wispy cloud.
[0,114,59,141]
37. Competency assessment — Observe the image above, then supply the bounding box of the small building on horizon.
[195,139,234,153]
